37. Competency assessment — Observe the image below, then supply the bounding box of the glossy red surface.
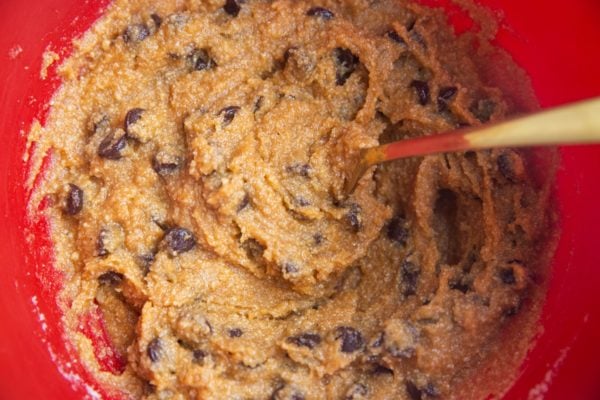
[0,1,599,399]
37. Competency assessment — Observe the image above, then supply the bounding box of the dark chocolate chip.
[295,197,311,207]
[334,48,359,86]
[306,7,335,20]
[218,106,241,126]
[223,0,241,16]
[385,30,405,45]
[371,363,394,375]
[228,328,243,338]
[388,345,416,359]
[163,227,196,256]
[64,184,84,215]
[192,349,207,364]
[124,108,144,134]
[98,130,127,160]
[283,262,300,275]
[97,228,110,257]
[254,96,264,113]
[449,280,470,293]
[242,238,265,260]
[437,86,458,112]
[188,48,216,71]
[400,260,420,296]
[150,13,162,28]
[371,332,384,348]
[497,153,517,182]
[147,338,162,362]
[470,99,496,122]
[405,381,423,400]
[387,216,408,245]
[499,267,516,285]
[335,326,364,353]
[424,382,440,397]
[237,193,250,212]
[98,271,124,286]
[287,332,322,349]
[138,253,155,275]
[504,304,520,317]
[313,232,324,245]
[345,383,368,400]
[346,203,362,233]
[271,384,305,400]
[410,80,430,106]
[286,163,312,178]
[123,23,150,43]
[152,156,180,176]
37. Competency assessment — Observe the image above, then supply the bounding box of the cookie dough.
[31,0,556,399]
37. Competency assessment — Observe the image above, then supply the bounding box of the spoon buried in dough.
[345,97,600,194]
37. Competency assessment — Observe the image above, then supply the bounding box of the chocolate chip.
[98,130,127,160]
[286,163,311,178]
[313,232,324,245]
[371,332,384,348]
[254,96,264,113]
[424,382,440,397]
[124,108,144,134]
[400,260,420,296]
[295,197,311,207]
[287,332,322,349]
[224,0,240,17]
[410,80,430,106]
[147,338,162,362]
[271,384,305,400]
[150,13,162,28]
[497,153,517,182]
[192,349,207,364]
[218,106,240,126]
[334,48,359,86]
[138,253,155,275]
[237,193,250,212]
[306,7,334,20]
[387,216,408,245]
[449,280,470,293]
[371,364,394,375]
[504,304,520,317]
[64,184,83,215]
[242,238,265,260]
[163,227,196,256]
[98,271,124,286]
[405,381,423,400]
[346,203,362,233]
[152,152,180,176]
[345,383,368,400]
[188,48,216,71]
[385,30,405,45]
[123,23,150,43]
[499,267,516,285]
[437,86,458,112]
[335,326,364,353]
[228,328,243,338]
[97,229,110,257]
[283,262,300,275]
[470,99,496,122]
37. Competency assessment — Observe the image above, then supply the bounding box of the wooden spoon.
[345,97,600,194]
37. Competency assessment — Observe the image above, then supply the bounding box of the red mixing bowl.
[0,0,599,399]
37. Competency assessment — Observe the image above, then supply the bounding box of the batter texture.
[30,0,556,399]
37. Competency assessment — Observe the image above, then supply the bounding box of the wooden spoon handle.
[367,97,600,166]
